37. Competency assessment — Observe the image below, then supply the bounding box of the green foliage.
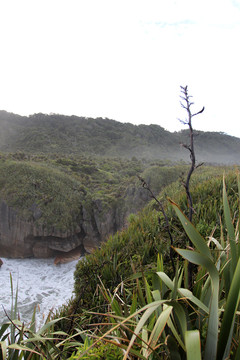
[2,110,240,358]
[0,110,239,163]
[73,207,167,312]
[0,153,208,246]
[78,174,240,359]
[0,315,86,360]
[141,164,185,195]
[73,170,238,315]
[67,338,123,359]
[2,162,240,358]
[0,159,86,231]
[0,155,147,232]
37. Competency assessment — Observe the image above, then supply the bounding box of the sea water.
[0,257,80,328]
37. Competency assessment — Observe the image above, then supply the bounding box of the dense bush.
[83,174,240,359]
[64,172,240,359]
[2,163,240,358]
[0,159,86,231]
[72,170,238,314]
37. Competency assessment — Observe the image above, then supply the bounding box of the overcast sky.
[0,0,240,137]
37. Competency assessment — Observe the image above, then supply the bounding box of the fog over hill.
[0,110,239,164]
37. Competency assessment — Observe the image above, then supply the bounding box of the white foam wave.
[0,257,80,328]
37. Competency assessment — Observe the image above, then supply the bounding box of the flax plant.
[85,174,240,360]
[0,276,85,360]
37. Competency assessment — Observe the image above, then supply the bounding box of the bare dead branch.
[179,119,188,125]
[179,85,205,288]
[195,162,204,169]
[180,143,191,151]
[192,106,205,117]
[180,103,188,110]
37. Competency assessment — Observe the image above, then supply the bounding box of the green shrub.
[0,159,86,231]
[72,170,239,325]
[80,174,240,359]
[68,339,123,360]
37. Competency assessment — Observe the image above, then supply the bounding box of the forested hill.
[0,110,239,163]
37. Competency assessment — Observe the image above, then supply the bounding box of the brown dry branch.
[179,85,205,223]
[179,85,205,288]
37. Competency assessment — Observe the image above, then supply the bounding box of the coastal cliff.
[0,158,152,258]
[0,198,122,258]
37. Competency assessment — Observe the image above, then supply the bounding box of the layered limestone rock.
[0,184,149,259]
[0,199,123,258]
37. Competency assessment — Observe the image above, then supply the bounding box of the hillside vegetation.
[0,110,239,163]
[71,167,235,311]
[0,154,184,228]
[2,164,240,358]
[49,169,240,359]
[0,153,197,259]
[1,109,240,358]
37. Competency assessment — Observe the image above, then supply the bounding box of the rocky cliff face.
[0,186,149,258]
[0,200,107,258]
[0,200,80,257]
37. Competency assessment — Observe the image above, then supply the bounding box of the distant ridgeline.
[0,110,239,163]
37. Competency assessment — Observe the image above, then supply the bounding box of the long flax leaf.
[123,300,169,360]
[169,199,212,259]
[142,327,148,359]
[223,176,237,273]
[146,305,173,357]
[156,272,174,292]
[167,314,186,351]
[172,260,179,300]
[217,256,240,359]
[193,266,206,299]
[0,341,7,360]
[36,318,64,336]
[170,301,187,340]
[175,249,219,360]
[185,330,202,360]
[238,171,240,258]
[0,324,9,340]
[178,289,209,314]
[7,344,41,356]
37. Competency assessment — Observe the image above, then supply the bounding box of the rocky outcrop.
[0,183,150,259]
[0,200,84,257]
[54,245,84,265]
[0,197,125,258]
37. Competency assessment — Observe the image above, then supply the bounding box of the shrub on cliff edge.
[71,170,239,320]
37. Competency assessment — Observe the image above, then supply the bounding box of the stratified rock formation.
[0,194,143,258]
[0,200,113,258]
